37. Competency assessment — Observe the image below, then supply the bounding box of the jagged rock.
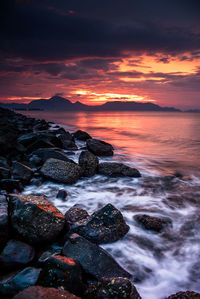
[167,291,200,299]
[9,194,66,244]
[0,196,9,250]
[56,189,68,200]
[70,204,129,244]
[0,267,41,296]
[13,286,81,299]
[134,214,172,232]
[57,130,78,150]
[38,255,85,296]
[12,162,34,184]
[79,150,99,177]
[62,233,131,280]
[40,158,82,184]
[0,240,35,267]
[86,139,114,156]
[98,162,141,177]
[65,207,90,225]
[74,130,92,141]
[0,179,24,192]
[85,277,141,299]
[32,148,74,165]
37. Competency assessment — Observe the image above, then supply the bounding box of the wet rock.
[32,148,74,164]
[9,194,66,244]
[56,189,68,200]
[26,139,54,154]
[38,255,85,296]
[62,233,131,280]
[0,179,24,192]
[0,267,41,296]
[86,139,114,156]
[13,286,81,299]
[29,154,42,166]
[167,291,200,299]
[98,162,141,177]
[65,207,90,225]
[134,214,172,233]
[85,277,141,299]
[79,150,99,177]
[70,204,129,244]
[0,166,10,179]
[34,120,49,131]
[0,196,9,250]
[37,248,62,264]
[41,158,82,184]
[12,161,34,184]
[0,240,35,267]
[74,130,92,141]
[18,133,38,146]
[57,130,78,150]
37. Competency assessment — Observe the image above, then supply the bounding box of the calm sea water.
[21,111,200,299]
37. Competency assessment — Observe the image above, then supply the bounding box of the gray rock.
[56,189,67,200]
[134,214,172,232]
[32,148,74,164]
[79,150,99,177]
[74,130,91,141]
[86,139,114,156]
[40,158,82,184]
[98,162,141,177]
[12,161,34,183]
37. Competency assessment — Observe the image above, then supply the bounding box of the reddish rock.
[9,194,66,244]
[13,286,81,299]
[167,291,200,299]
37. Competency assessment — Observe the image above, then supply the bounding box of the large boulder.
[26,140,54,154]
[38,255,85,296]
[0,196,9,250]
[86,139,114,156]
[40,158,82,184]
[9,194,66,244]
[69,204,129,244]
[12,162,34,184]
[57,130,78,150]
[74,130,91,141]
[13,286,81,299]
[62,233,131,280]
[98,162,141,177]
[167,291,200,299]
[79,150,99,177]
[65,207,89,225]
[134,214,172,233]
[85,277,141,299]
[0,267,41,296]
[32,148,74,164]
[0,240,35,267]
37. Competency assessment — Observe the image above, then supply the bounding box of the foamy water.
[21,111,200,299]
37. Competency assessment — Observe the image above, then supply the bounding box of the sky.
[0,0,200,109]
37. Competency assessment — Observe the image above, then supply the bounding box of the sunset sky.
[0,0,200,109]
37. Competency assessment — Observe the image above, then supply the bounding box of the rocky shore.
[0,107,199,299]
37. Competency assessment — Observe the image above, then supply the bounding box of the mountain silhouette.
[0,96,180,112]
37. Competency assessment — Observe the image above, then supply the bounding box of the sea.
[20,110,200,299]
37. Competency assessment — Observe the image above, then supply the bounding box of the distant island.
[0,96,181,112]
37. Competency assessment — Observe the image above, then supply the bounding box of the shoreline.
[0,107,199,299]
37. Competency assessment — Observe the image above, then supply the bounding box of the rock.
[0,267,41,296]
[26,139,54,154]
[9,194,66,244]
[57,130,78,150]
[85,277,141,299]
[18,133,38,146]
[134,214,172,233]
[0,166,10,179]
[38,255,85,296]
[74,130,92,141]
[0,157,8,168]
[65,207,89,225]
[34,121,49,131]
[13,286,81,299]
[70,204,129,244]
[40,158,82,184]
[37,248,62,265]
[98,162,141,177]
[32,148,74,164]
[86,139,114,156]
[0,179,24,192]
[79,150,99,177]
[12,162,34,184]
[0,196,9,250]
[62,233,131,280]
[167,291,200,299]
[0,240,35,267]
[56,189,68,200]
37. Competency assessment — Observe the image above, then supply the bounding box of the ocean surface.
[21,111,200,299]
